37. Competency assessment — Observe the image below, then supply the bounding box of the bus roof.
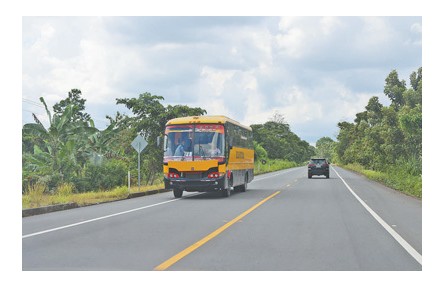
[166,115,252,131]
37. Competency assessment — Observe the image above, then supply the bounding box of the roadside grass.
[22,179,165,209]
[23,183,46,208]
[254,159,298,175]
[341,163,422,199]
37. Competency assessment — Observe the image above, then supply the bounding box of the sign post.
[131,135,148,192]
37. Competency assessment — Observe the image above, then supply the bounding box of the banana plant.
[23,97,98,186]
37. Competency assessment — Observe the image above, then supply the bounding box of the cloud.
[22,16,422,144]
[198,66,236,96]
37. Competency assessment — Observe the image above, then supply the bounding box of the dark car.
[308,158,330,178]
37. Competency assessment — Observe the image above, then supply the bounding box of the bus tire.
[222,187,230,197]
[173,188,183,198]
[239,173,248,192]
[222,177,232,197]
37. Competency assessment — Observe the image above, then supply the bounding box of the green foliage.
[343,163,421,198]
[22,90,208,197]
[53,89,91,122]
[22,96,98,191]
[22,89,319,207]
[73,159,128,192]
[334,67,422,197]
[384,69,407,110]
[115,92,207,183]
[315,137,336,160]
[253,141,268,160]
[254,158,297,175]
[115,92,207,140]
[251,119,314,163]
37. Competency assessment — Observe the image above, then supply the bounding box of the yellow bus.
[163,115,254,198]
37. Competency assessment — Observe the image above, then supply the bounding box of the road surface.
[22,166,421,270]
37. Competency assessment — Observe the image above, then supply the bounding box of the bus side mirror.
[156,136,162,147]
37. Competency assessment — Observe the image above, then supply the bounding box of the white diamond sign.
[131,135,148,153]
[131,134,148,192]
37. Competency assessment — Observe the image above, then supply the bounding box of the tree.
[23,97,98,190]
[53,89,91,122]
[335,67,421,173]
[269,111,287,124]
[399,104,422,159]
[251,118,313,163]
[405,68,422,108]
[315,137,335,160]
[115,92,207,183]
[384,70,406,110]
[365,96,383,126]
[115,92,206,139]
[253,141,268,160]
[410,67,422,92]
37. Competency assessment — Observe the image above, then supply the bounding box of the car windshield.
[310,159,327,164]
[164,124,225,162]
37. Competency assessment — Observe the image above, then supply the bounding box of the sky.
[22,16,422,145]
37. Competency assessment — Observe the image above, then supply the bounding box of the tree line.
[22,90,206,193]
[313,67,422,197]
[335,67,422,173]
[22,91,312,194]
[23,67,421,196]
[251,112,314,164]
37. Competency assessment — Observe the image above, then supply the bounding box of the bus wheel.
[222,177,232,197]
[239,174,248,192]
[222,187,231,197]
[173,188,183,198]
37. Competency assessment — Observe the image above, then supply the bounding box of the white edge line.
[22,192,205,239]
[332,166,422,265]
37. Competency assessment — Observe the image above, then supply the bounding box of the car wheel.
[326,173,330,179]
[308,173,312,179]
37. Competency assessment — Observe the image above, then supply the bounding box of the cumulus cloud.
[22,16,422,143]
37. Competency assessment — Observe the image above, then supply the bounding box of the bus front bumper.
[164,177,226,192]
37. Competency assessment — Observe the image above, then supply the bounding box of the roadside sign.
[131,135,148,153]
[131,134,148,192]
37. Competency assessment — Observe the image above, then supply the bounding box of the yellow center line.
[154,190,281,271]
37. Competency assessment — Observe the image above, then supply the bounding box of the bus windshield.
[164,124,225,162]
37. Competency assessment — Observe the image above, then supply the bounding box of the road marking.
[154,190,281,271]
[332,166,422,265]
[22,192,205,239]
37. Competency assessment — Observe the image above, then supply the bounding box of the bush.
[77,159,128,192]
[254,158,297,175]
[254,141,268,161]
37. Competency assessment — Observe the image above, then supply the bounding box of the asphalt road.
[22,166,422,271]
